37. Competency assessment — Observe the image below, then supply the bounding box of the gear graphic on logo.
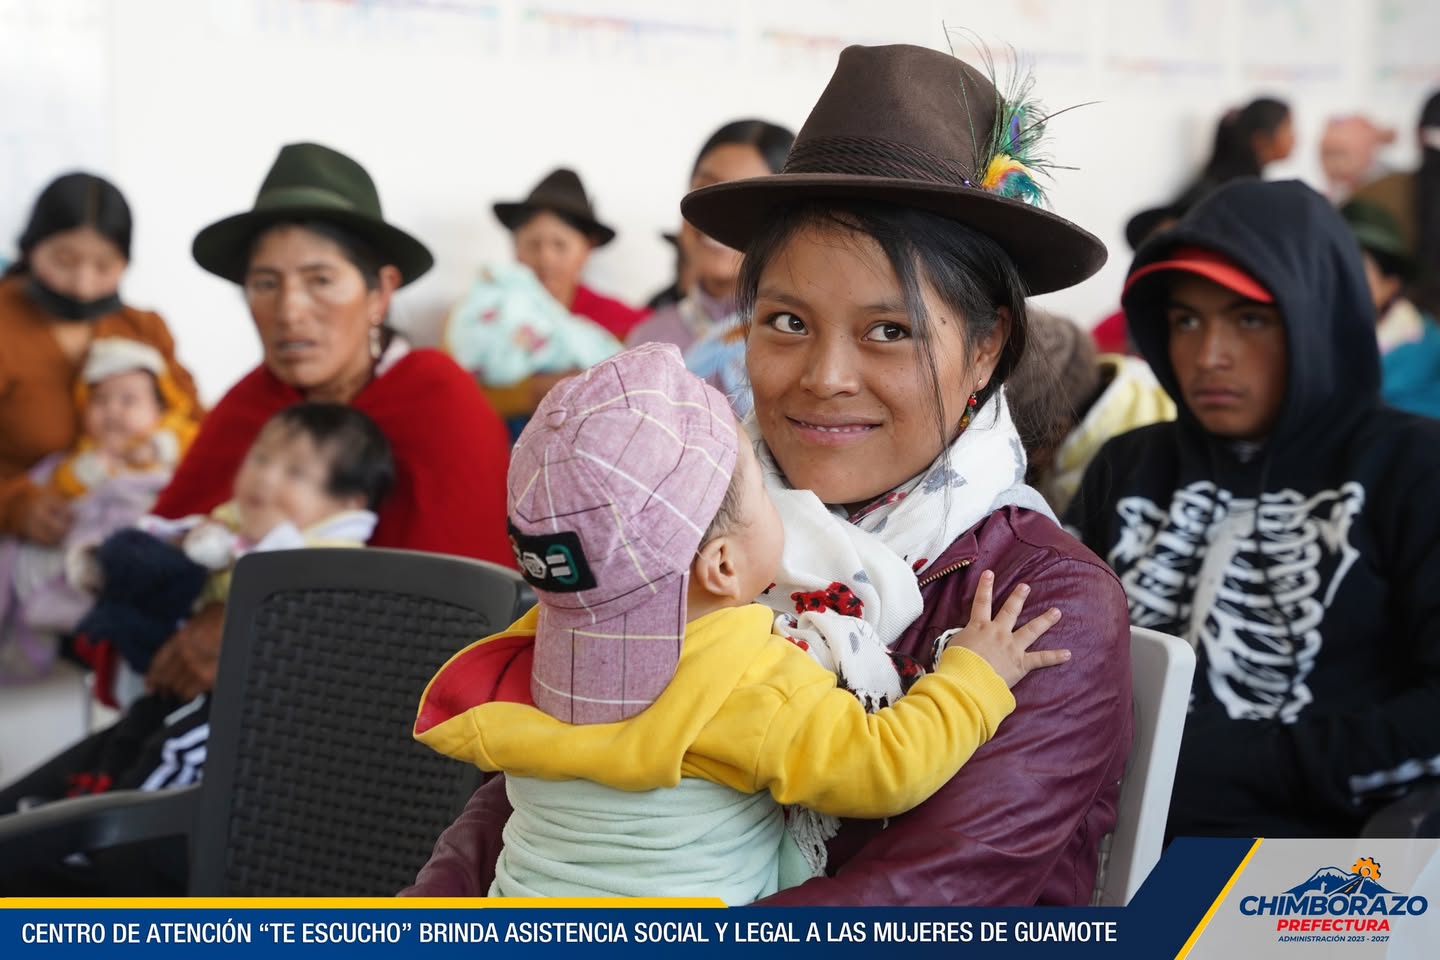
[1352,857,1382,880]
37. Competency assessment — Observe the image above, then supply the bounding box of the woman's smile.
[785,415,881,445]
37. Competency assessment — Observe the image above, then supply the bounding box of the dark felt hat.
[493,168,616,247]
[680,44,1106,295]
[1125,205,1183,252]
[193,142,434,286]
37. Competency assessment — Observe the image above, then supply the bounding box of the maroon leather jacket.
[402,506,1133,905]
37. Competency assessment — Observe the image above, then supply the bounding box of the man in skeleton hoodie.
[1067,177,1440,838]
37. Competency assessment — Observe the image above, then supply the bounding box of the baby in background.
[0,338,197,681]
[51,337,197,498]
[72,403,394,695]
[414,343,1067,903]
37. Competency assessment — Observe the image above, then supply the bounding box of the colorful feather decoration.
[981,154,1042,204]
[948,31,1086,209]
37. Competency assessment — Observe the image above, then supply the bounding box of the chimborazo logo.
[1239,857,1427,937]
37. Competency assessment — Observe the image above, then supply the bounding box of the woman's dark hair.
[269,402,395,512]
[1201,97,1291,182]
[1416,90,1440,314]
[5,172,132,277]
[247,220,386,290]
[1369,246,1414,284]
[737,201,1055,453]
[694,120,796,177]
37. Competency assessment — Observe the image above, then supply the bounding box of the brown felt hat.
[494,168,616,247]
[681,44,1106,295]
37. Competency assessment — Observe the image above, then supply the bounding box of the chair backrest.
[1092,626,1196,906]
[191,548,530,896]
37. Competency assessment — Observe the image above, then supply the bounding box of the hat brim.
[1349,223,1414,271]
[193,207,435,286]
[1125,206,1181,252]
[493,202,617,247]
[680,174,1107,296]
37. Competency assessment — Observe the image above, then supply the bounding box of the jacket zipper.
[917,557,974,587]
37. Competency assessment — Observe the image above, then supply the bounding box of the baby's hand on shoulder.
[935,570,1068,688]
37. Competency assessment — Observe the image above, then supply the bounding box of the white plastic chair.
[1091,626,1196,906]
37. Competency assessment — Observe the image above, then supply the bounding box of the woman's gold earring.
[369,324,383,360]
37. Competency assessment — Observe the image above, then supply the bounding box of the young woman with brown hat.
[407,44,1132,906]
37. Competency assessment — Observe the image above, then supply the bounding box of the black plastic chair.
[0,548,532,895]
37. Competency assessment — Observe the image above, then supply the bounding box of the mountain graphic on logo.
[1286,867,1395,897]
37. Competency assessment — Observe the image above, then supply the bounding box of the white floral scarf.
[746,388,1054,875]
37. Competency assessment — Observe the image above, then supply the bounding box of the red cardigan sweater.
[153,349,513,568]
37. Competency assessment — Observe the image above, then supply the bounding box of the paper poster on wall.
[969,0,1094,77]
[0,0,112,259]
[1101,0,1222,88]
[752,0,931,75]
[1373,0,1440,95]
[226,0,502,52]
[515,1,738,67]
[1234,0,1346,90]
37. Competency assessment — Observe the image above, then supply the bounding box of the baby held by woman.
[415,344,1067,902]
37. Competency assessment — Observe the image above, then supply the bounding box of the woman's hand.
[145,602,226,701]
[943,570,1068,687]
[20,489,73,545]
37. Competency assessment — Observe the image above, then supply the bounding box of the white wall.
[3,0,1439,403]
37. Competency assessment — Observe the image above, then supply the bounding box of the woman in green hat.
[1342,198,1440,417]
[145,141,515,693]
[0,143,516,894]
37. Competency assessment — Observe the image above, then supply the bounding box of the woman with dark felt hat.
[492,167,644,340]
[0,143,515,895]
[468,168,645,431]
[408,43,1131,907]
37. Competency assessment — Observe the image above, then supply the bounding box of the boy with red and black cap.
[414,343,1066,901]
[1067,177,1440,839]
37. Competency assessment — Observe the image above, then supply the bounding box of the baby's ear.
[339,492,369,512]
[691,538,726,598]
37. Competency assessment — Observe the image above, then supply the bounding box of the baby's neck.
[684,586,743,625]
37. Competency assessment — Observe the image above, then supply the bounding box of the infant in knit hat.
[414,343,1068,902]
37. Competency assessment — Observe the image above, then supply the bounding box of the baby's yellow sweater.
[415,603,1015,819]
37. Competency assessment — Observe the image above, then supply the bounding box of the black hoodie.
[1067,178,1440,837]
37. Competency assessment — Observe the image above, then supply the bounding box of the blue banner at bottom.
[11,837,1379,960]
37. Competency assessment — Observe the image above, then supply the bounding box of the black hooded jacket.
[1067,179,1440,837]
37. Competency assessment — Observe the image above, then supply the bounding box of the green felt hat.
[193,142,433,286]
[1341,198,1413,277]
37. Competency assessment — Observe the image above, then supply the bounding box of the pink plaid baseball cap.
[507,342,740,724]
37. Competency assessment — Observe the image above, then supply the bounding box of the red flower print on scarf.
[791,581,864,618]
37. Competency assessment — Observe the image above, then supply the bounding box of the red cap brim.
[1124,246,1273,303]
